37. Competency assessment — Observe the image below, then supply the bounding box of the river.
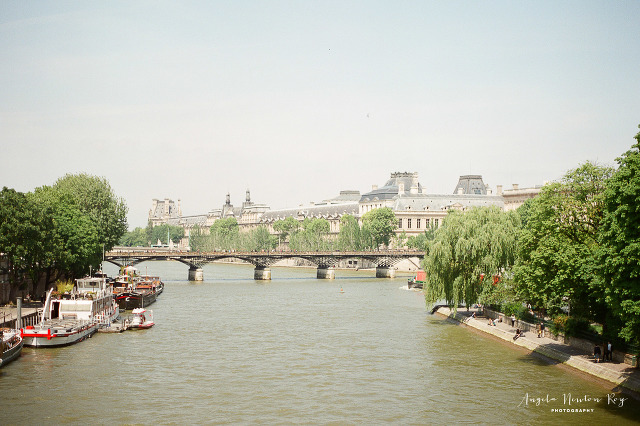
[1,262,638,424]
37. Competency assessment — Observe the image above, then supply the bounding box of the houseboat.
[21,276,119,348]
[113,267,161,310]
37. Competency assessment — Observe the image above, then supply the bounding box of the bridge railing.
[107,248,425,256]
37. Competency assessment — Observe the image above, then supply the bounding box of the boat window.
[59,303,92,312]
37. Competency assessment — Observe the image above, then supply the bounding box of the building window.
[434,218,439,228]
[407,218,412,229]
[417,218,421,228]
[398,219,403,228]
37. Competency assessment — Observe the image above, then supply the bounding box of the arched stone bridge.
[104,249,425,281]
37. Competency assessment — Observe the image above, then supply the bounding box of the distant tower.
[246,189,251,203]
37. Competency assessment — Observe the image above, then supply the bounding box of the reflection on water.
[1,262,638,424]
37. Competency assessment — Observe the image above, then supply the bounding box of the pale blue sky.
[1,1,639,228]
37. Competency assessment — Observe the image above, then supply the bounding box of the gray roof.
[261,202,359,222]
[322,190,361,203]
[453,175,487,195]
[360,172,423,202]
[392,193,504,211]
[167,215,208,227]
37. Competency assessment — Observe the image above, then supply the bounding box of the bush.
[565,317,591,337]
[56,279,74,294]
[550,314,569,336]
[502,302,522,316]
[549,315,593,337]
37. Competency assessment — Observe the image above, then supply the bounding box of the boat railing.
[94,314,111,326]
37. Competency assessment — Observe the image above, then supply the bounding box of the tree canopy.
[361,207,397,248]
[599,128,640,347]
[0,174,128,298]
[53,173,128,251]
[514,162,613,322]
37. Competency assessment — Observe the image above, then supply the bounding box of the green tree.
[514,162,613,321]
[394,231,408,249]
[423,206,520,308]
[210,217,240,250]
[361,207,396,248]
[119,227,150,247]
[188,225,212,252]
[251,226,277,251]
[289,218,331,251]
[406,225,436,251]
[0,187,55,298]
[31,185,103,280]
[53,173,128,251]
[337,214,362,250]
[600,129,640,347]
[150,224,184,245]
[272,217,300,245]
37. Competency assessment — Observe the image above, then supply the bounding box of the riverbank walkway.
[0,305,40,328]
[436,306,640,394]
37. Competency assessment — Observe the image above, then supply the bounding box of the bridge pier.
[188,267,203,281]
[254,267,271,280]
[317,267,335,280]
[376,266,396,279]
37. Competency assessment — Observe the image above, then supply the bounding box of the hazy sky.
[2,1,639,229]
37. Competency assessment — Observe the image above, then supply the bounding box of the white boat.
[21,276,119,348]
[129,308,154,329]
[1,328,23,367]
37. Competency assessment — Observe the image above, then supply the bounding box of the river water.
[1,262,639,424]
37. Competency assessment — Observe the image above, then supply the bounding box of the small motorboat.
[129,308,154,329]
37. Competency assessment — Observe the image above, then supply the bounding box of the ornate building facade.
[148,173,542,247]
[359,172,506,238]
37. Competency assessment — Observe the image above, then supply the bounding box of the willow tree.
[423,206,520,309]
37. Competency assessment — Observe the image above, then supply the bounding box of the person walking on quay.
[537,322,545,338]
[594,344,602,363]
[606,342,613,362]
[511,315,515,327]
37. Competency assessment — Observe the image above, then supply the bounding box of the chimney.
[410,184,419,194]
[512,184,519,190]
[457,187,463,195]
[398,183,405,194]
[497,185,503,195]
[372,184,378,191]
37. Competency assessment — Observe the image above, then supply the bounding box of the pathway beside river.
[436,306,640,394]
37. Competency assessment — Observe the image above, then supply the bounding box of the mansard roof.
[260,202,358,222]
[322,190,361,203]
[453,175,487,195]
[167,215,208,227]
[392,193,504,211]
[360,172,423,202]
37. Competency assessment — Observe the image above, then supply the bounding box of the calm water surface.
[1,262,639,424]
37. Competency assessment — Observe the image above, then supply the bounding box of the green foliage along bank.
[420,124,640,352]
[0,173,128,299]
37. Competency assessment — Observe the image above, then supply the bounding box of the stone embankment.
[435,306,640,394]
